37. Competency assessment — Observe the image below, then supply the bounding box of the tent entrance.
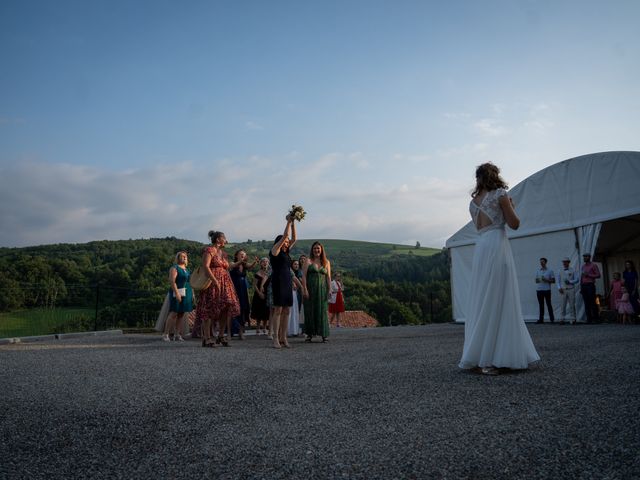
[594,214,640,312]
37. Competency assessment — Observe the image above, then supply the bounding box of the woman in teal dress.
[163,251,194,342]
[302,242,331,342]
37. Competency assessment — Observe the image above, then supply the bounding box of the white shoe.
[162,334,170,342]
[175,335,184,342]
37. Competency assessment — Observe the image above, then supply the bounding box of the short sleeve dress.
[195,247,240,322]
[459,188,540,370]
[230,265,251,326]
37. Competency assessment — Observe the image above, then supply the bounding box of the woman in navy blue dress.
[268,215,297,348]
[229,249,258,339]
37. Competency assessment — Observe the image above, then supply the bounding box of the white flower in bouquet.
[288,204,306,222]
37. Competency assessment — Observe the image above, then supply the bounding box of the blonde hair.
[174,251,188,265]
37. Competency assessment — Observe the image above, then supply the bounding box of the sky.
[1,0,639,248]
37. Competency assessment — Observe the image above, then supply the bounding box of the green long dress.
[304,264,330,338]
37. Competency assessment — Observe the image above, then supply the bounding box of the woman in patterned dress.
[195,230,240,347]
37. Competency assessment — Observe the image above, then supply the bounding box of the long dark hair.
[625,260,637,272]
[309,241,328,267]
[272,234,291,264]
[273,234,290,253]
[472,163,508,198]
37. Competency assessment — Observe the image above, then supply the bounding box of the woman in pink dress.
[608,272,623,310]
[617,286,634,324]
[196,230,240,347]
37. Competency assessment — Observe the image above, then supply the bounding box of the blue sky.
[1,0,639,248]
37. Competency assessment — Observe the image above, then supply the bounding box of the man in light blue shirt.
[535,257,555,323]
[556,257,579,324]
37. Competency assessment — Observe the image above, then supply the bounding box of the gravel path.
[1,324,639,479]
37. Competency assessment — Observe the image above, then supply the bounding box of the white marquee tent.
[446,151,640,323]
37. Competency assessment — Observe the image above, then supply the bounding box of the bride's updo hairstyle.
[208,230,225,244]
[472,162,508,198]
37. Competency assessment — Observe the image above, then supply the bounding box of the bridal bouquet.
[288,204,306,222]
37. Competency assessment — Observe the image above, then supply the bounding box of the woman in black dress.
[251,257,271,335]
[229,249,258,340]
[268,215,297,348]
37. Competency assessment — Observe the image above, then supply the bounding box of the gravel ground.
[1,324,639,479]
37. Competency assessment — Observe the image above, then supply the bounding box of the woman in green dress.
[302,241,331,342]
[163,251,194,342]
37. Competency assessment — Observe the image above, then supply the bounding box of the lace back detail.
[469,188,507,232]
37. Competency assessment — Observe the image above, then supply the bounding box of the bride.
[459,163,540,375]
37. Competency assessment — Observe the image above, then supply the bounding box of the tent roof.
[446,151,640,248]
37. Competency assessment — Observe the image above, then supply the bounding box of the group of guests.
[160,215,346,348]
[535,255,639,325]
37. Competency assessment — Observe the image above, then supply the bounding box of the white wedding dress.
[459,188,540,370]
[287,286,301,336]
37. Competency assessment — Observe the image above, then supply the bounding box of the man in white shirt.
[535,257,555,323]
[556,257,579,324]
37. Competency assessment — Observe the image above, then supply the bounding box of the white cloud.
[474,118,510,137]
[0,153,476,248]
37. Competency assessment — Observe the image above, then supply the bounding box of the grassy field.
[229,238,440,258]
[0,307,95,339]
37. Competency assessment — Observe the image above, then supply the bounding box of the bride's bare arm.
[499,195,520,230]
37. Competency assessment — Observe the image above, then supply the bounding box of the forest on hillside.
[0,237,451,329]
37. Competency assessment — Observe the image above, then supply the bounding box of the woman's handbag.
[190,266,212,291]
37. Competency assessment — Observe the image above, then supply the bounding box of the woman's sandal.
[481,367,499,376]
[218,336,230,347]
[201,338,217,348]
[304,336,312,343]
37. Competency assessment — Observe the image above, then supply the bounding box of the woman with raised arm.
[195,230,240,347]
[459,163,539,374]
[302,241,331,343]
[268,215,297,348]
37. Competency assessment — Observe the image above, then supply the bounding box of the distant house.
[330,311,378,328]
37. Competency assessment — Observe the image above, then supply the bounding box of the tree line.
[0,238,451,326]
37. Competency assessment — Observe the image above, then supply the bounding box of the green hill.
[0,237,451,335]
[227,238,440,272]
